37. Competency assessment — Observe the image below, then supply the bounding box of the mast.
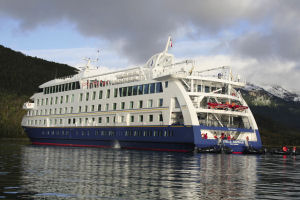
[164,36,172,53]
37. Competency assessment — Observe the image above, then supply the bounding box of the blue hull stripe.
[23,125,262,152]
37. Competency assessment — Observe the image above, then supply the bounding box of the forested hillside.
[0,45,77,137]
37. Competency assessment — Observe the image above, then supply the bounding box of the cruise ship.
[21,37,262,153]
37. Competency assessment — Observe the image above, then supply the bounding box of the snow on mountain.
[244,83,300,102]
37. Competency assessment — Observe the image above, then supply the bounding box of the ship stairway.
[180,78,191,91]
[212,113,224,127]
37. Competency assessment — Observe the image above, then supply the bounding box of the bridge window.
[156,82,163,93]
[150,83,155,93]
[144,84,149,94]
[138,85,143,95]
[133,86,138,95]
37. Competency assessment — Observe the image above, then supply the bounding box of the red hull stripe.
[123,146,190,152]
[232,152,243,154]
[32,142,110,148]
[32,142,190,152]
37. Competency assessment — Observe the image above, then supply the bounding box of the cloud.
[0,0,268,62]
[1,0,300,90]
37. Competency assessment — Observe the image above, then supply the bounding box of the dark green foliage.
[0,45,77,138]
[241,89,300,146]
[0,45,77,95]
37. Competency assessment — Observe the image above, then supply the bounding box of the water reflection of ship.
[21,146,258,199]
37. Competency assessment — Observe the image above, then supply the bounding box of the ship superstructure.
[22,37,262,153]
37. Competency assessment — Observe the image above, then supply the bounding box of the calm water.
[0,140,300,199]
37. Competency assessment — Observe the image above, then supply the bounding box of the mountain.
[241,83,300,145]
[0,45,77,137]
[0,45,77,96]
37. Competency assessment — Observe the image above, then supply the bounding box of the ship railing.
[154,61,246,84]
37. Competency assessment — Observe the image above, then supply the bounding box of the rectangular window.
[156,82,163,93]
[133,86,138,95]
[71,94,74,102]
[119,88,123,97]
[139,100,143,108]
[66,95,69,103]
[106,89,110,98]
[46,98,48,105]
[92,91,96,100]
[85,105,88,112]
[149,114,153,122]
[158,98,163,107]
[150,83,155,93]
[148,99,153,108]
[98,104,101,111]
[121,102,125,109]
[99,90,103,99]
[159,114,163,122]
[165,81,168,88]
[70,107,73,113]
[60,96,63,104]
[79,106,81,112]
[86,92,89,101]
[205,86,210,93]
[41,99,44,105]
[106,117,109,123]
[80,93,83,101]
[98,117,102,123]
[139,115,144,122]
[122,87,127,97]
[144,84,149,94]
[129,101,134,109]
[128,86,133,96]
[55,97,58,104]
[114,88,118,97]
[121,116,125,123]
[197,85,202,92]
[113,103,117,110]
[65,107,67,114]
[138,85,143,95]
[130,115,134,122]
[91,105,95,112]
[106,103,109,111]
[50,97,53,105]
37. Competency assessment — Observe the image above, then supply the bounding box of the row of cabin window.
[37,82,164,106]
[27,113,163,126]
[29,99,163,116]
[37,94,75,106]
[43,81,80,94]
[79,82,163,101]
[41,129,174,137]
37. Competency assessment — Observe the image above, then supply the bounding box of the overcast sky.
[0,0,299,92]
